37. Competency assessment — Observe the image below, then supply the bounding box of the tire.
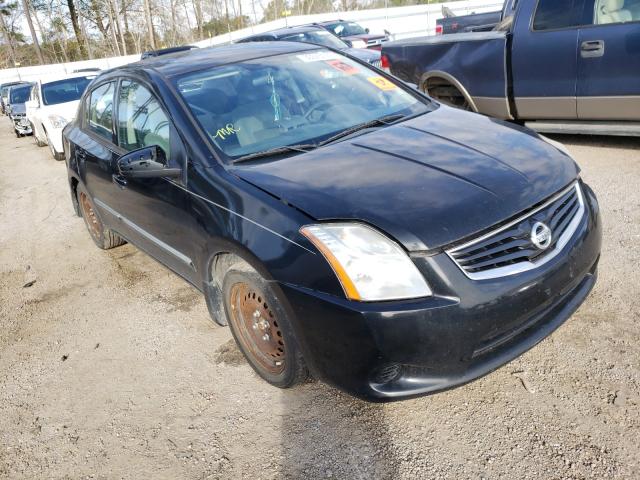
[35,127,46,147]
[76,183,126,250]
[222,267,308,388]
[46,132,64,160]
[15,130,21,138]
[422,77,473,112]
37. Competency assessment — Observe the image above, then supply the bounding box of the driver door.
[108,78,197,282]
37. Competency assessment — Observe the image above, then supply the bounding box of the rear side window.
[87,82,115,141]
[117,80,171,158]
[533,0,585,30]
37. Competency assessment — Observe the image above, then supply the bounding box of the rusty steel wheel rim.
[79,192,102,240]
[229,282,285,375]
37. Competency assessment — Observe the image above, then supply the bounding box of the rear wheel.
[76,184,126,250]
[222,268,308,388]
[422,77,473,111]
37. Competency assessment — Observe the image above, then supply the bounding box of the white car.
[25,74,95,160]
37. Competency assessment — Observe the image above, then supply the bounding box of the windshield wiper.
[233,143,317,163]
[231,114,407,163]
[318,113,407,147]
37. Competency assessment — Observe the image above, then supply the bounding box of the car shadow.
[549,134,640,151]
[279,381,398,479]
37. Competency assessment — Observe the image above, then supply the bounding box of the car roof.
[249,24,327,39]
[109,42,320,79]
[39,72,98,85]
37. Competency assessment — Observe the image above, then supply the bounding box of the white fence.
[0,0,502,83]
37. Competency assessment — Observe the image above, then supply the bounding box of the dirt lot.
[0,123,638,480]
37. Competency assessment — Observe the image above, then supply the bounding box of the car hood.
[41,100,81,123]
[344,33,387,42]
[230,106,579,252]
[344,47,381,63]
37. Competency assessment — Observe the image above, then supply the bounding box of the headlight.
[350,40,367,49]
[539,134,572,158]
[300,223,432,302]
[48,114,68,129]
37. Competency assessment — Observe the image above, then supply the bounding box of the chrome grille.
[370,60,382,68]
[447,183,585,280]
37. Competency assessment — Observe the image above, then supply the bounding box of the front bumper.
[281,183,602,402]
[12,117,32,135]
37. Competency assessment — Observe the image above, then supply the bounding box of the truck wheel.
[423,77,473,111]
[221,267,308,388]
[15,130,21,138]
[77,184,126,250]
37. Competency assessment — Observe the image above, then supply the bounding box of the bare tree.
[20,0,44,63]
[142,0,156,48]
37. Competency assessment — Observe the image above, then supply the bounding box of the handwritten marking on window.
[213,124,240,141]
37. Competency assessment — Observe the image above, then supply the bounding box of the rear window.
[42,76,93,105]
[533,0,585,30]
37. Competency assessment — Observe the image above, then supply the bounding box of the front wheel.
[222,268,308,388]
[47,133,64,160]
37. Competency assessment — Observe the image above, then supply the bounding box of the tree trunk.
[66,0,87,58]
[110,0,127,55]
[20,0,44,64]
[0,14,18,67]
[193,0,203,40]
[79,15,94,59]
[142,0,156,49]
[104,1,122,56]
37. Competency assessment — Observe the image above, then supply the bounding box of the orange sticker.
[367,76,398,91]
[325,59,359,75]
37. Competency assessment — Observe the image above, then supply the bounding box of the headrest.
[601,0,625,13]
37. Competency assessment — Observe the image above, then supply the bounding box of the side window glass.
[117,80,171,158]
[87,82,115,141]
[533,0,585,30]
[594,0,639,24]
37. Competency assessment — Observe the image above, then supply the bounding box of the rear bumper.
[281,183,602,402]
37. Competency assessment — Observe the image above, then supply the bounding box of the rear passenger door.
[576,0,640,119]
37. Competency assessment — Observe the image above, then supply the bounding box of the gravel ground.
[0,124,639,480]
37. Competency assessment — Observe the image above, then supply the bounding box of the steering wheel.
[304,101,334,121]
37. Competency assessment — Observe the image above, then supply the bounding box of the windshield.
[10,85,31,104]
[328,22,367,36]
[42,76,94,105]
[280,30,347,50]
[176,50,432,160]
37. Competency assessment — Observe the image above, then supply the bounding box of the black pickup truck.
[436,6,503,35]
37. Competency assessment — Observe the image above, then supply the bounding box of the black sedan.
[63,42,601,402]
[236,25,382,67]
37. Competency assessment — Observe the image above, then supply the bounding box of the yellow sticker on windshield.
[367,76,397,91]
[212,124,240,141]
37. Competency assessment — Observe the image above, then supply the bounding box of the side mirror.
[117,145,181,179]
[365,28,370,33]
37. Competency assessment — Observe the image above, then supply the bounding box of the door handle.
[112,174,127,189]
[581,40,605,58]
